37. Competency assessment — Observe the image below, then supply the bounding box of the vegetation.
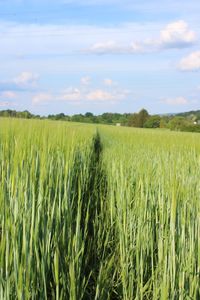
[177,110,200,119]
[1,108,200,133]
[0,118,199,299]
[128,109,150,128]
[144,115,161,128]
[0,110,131,126]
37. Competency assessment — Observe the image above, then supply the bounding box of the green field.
[0,118,199,299]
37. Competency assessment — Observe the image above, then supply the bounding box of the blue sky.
[0,0,200,115]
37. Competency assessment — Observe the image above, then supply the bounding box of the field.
[0,118,199,299]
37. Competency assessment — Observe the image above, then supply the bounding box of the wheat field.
[0,118,199,299]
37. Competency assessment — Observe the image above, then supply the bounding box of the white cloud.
[179,51,200,71]
[0,91,17,99]
[0,20,196,62]
[0,101,10,107]
[61,88,82,102]
[32,93,52,104]
[81,76,91,85]
[0,91,18,107]
[57,78,128,104]
[103,78,115,86]
[32,77,129,106]
[86,88,130,103]
[160,20,196,49]
[87,40,147,54]
[87,20,197,54]
[130,41,145,53]
[13,72,39,87]
[60,88,126,103]
[0,72,39,93]
[88,41,122,54]
[88,39,158,55]
[86,89,116,102]
[161,96,189,105]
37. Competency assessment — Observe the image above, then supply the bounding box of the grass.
[0,119,199,299]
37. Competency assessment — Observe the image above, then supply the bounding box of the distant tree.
[180,124,200,133]
[19,110,32,119]
[55,113,65,120]
[137,109,149,127]
[101,113,114,124]
[128,113,139,127]
[34,114,41,119]
[169,116,188,131]
[3,109,200,133]
[71,114,84,122]
[160,116,170,128]
[144,115,161,128]
[128,109,149,127]
[85,112,94,117]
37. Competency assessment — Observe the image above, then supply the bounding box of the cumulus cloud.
[160,20,196,49]
[0,91,17,99]
[0,72,39,93]
[32,93,52,104]
[0,20,196,61]
[88,41,123,54]
[179,51,200,71]
[161,96,189,105]
[130,41,145,53]
[0,101,10,107]
[87,40,146,54]
[60,88,126,103]
[0,89,18,107]
[103,78,115,86]
[87,20,197,54]
[32,76,128,106]
[81,76,91,85]
[60,88,82,102]
[86,89,116,102]
[13,72,39,87]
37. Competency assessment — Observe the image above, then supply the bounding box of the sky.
[0,0,200,115]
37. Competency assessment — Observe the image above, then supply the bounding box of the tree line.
[1,108,200,132]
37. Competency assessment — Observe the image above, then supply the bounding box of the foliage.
[159,115,171,128]
[1,108,200,133]
[180,124,200,133]
[0,109,36,119]
[177,109,200,119]
[169,116,190,131]
[128,108,149,128]
[144,115,161,128]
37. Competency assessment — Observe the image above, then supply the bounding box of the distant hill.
[176,110,200,119]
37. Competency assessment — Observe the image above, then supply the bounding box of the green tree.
[169,116,188,131]
[128,109,149,128]
[128,113,139,127]
[144,115,161,128]
[159,116,170,128]
[138,109,149,127]
[85,112,94,118]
